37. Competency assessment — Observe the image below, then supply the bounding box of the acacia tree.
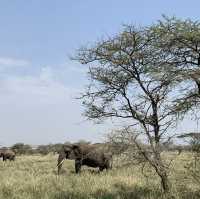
[74,26,178,193]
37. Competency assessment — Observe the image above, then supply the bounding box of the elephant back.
[0,149,3,156]
[3,149,15,156]
[72,144,97,159]
[81,145,110,161]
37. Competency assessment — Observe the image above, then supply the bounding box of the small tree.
[106,128,153,170]
[74,26,178,193]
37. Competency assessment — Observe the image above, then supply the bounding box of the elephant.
[57,143,112,174]
[0,148,15,161]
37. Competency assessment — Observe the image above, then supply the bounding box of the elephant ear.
[72,144,81,158]
[61,144,73,158]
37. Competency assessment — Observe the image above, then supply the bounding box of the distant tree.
[36,145,50,155]
[51,143,63,154]
[11,143,33,155]
[64,141,71,145]
[34,143,63,155]
[77,139,91,145]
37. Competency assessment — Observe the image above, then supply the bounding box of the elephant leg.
[104,159,112,170]
[104,163,110,170]
[10,157,14,161]
[75,160,82,173]
[99,167,104,172]
[99,162,110,172]
[3,156,6,161]
[100,165,108,172]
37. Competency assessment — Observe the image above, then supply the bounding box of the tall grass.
[0,153,199,199]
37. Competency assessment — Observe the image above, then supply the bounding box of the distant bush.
[35,143,63,155]
[36,145,49,155]
[11,143,64,155]
[11,143,33,155]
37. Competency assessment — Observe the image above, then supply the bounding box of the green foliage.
[11,143,64,155]
[11,143,33,155]
[36,145,50,155]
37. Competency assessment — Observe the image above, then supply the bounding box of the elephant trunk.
[105,152,113,169]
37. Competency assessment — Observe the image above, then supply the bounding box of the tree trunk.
[158,169,171,193]
[153,152,171,194]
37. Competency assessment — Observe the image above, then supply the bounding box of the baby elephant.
[0,148,15,161]
[57,143,112,174]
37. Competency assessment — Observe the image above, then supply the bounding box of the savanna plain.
[0,152,199,199]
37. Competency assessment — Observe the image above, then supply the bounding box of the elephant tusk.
[57,159,65,167]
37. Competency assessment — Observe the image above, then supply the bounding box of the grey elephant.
[0,148,15,161]
[57,143,112,174]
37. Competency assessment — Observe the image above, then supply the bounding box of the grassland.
[0,153,199,199]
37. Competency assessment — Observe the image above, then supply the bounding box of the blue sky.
[0,0,200,146]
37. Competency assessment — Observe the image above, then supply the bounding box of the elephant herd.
[0,143,113,175]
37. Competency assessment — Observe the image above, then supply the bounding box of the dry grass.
[0,152,199,199]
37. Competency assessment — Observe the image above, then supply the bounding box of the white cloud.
[0,66,80,106]
[0,57,30,68]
